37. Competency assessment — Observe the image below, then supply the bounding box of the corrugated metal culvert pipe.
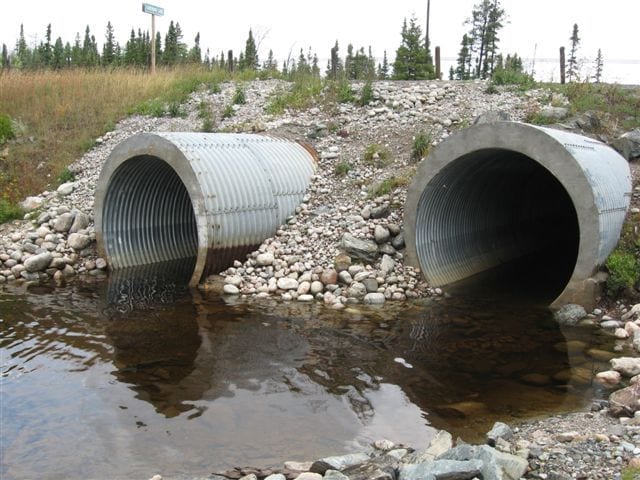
[404,122,632,308]
[94,133,317,287]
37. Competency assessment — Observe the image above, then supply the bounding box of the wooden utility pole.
[435,46,441,79]
[426,0,431,62]
[142,3,164,73]
[559,46,566,84]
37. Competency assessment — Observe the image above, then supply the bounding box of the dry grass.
[0,67,234,203]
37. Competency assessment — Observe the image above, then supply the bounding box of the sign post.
[142,3,164,73]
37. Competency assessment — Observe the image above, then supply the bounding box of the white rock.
[225,275,243,287]
[298,294,314,302]
[380,254,395,275]
[256,252,274,266]
[57,182,75,196]
[20,196,45,211]
[223,284,240,295]
[67,233,91,250]
[364,292,386,304]
[277,277,299,290]
[310,280,324,295]
[611,357,640,377]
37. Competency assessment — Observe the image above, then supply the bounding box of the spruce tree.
[466,0,505,79]
[15,24,29,68]
[1,44,9,69]
[243,29,258,70]
[102,21,116,65]
[455,34,472,79]
[393,15,433,80]
[567,23,580,82]
[42,24,53,67]
[163,21,177,65]
[71,33,82,67]
[594,48,603,83]
[52,37,64,69]
[189,32,201,63]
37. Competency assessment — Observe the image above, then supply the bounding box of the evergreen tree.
[345,44,355,78]
[63,42,72,67]
[243,29,258,70]
[328,40,342,79]
[465,0,506,79]
[124,28,138,65]
[81,25,99,67]
[393,15,434,80]
[42,23,53,67]
[71,32,82,67]
[163,21,177,65]
[455,34,472,79]
[377,50,389,79]
[102,21,116,65]
[155,32,162,65]
[219,50,226,70]
[567,23,580,82]
[189,32,201,63]
[1,44,9,69]
[52,37,64,69]
[594,48,603,83]
[449,66,455,80]
[15,24,29,68]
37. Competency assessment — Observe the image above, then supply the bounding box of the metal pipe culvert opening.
[404,122,632,307]
[94,132,317,287]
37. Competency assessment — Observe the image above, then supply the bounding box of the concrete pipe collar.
[94,132,317,287]
[404,121,632,307]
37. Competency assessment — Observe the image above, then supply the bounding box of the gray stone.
[49,257,67,269]
[321,268,339,285]
[362,278,379,293]
[370,205,390,219]
[399,459,483,480]
[364,293,386,305]
[277,277,299,290]
[294,474,322,480]
[57,182,75,196]
[36,212,51,225]
[486,422,514,447]
[611,357,640,377]
[340,233,378,263]
[310,453,370,474]
[539,106,569,121]
[348,282,368,299]
[323,471,349,480]
[298,294,314,302]
[380,254,395,275]
[264,475,286,480]
[473,110,511,124]
[438,444,528,480]
[24,252,52,272]
[338,270,353,285]
[391,232,405,250]
[67,233,91,250]
[225,275,243,286]
[553,304,587,326]
[53,212,75,233]
[407,430,453,464]
[95,258,107,269]
[600,320,623,329]
[68,212,90,233]
[374,225,391,244]
[256,252,275,266]
[613,129,640,161]
[20,196,45,211]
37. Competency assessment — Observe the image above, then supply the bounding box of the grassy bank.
[0,66,246,206]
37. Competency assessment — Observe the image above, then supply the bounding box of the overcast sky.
[2,0,639,72]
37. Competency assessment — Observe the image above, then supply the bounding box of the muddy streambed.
[0,271,617,480]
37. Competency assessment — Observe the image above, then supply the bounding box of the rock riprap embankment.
[0,78,543,289]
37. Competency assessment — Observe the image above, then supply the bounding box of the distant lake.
[440,57,639,85]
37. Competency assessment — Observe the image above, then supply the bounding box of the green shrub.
[232,86,246,105]
[485,82,499,94]
[363,144,391,168]
[337,79,355,103]
[0,114,15,144]
[359,81,374,106]
[57,167,76,184]
[168,101,186,117]
[222,104,234,119]
[606,250,639,296]
[266,75,323,115]
[411,130,432,162]
[368,175,410,197]
[491,68,535,88]
[201,117,215,132]
[525,109,557,125]
[334,161,352,176]
[135,98,165,117]
[209,82,221,94]
[0,199,23,224]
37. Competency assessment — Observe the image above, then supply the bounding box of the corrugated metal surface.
[97,133,316,284]
[411,123,631,298]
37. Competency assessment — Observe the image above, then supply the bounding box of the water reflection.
[0,273,614,479]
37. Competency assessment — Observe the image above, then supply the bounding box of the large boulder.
[340,233,379,263]
[613,129,640,161]
[553,304,587,326]
[67,233,92,250]
[24,252,52,272]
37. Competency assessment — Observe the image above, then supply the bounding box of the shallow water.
[0,274,620,479]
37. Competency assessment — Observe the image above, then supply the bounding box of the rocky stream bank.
[2,78,640,479]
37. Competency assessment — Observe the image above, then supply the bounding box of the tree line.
[1,2,538,83]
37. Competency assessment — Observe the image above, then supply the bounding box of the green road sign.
[142,3,164,16]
